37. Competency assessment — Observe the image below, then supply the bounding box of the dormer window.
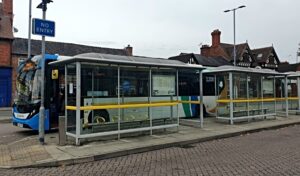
[257,53,263,58]
[189,57,195,64]
[268,53,275,63]
[242,50,252,62]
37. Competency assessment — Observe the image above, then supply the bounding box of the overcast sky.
[13,0,300,63]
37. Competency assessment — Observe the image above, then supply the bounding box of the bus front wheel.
[88,110,110,124]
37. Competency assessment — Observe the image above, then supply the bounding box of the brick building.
[200,29,280,69]
[0,0,13,107]
[170,29,281,69]
[0,0,132,107]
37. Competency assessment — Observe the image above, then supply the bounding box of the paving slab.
[0,115,299,168]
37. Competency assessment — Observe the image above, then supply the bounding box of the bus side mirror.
[52,69,59,79]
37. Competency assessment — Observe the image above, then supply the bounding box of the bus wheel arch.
[88,110,110,123]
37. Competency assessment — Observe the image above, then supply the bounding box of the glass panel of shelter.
[232,73,247,118]
[275,77,287,114]
[288,77,298,110]
[73,63,184,137]
[216,73,230,118]
[66,63,77,134]
[262,76,275,115]
[120,66,150,131]
[248,73,262,116]
[80,64,119,135]
[151,68,177,128]
[178,69,200,118]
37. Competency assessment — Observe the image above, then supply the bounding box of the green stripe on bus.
[181,96,191,117]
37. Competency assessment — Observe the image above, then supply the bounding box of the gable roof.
[220,43,252,62]
[252,46,280,64]
[12,38,128,56]
[169,53,231,67]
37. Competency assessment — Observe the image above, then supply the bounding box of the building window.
[242,51,252,63]
[257,53,263,58]
[18,58,25,66]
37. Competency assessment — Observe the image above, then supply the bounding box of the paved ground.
[0,115,300,169]
[0,123,35,145]
[0,125,299,176]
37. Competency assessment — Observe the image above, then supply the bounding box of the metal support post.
[27,0,32,59]
[229,72,234,124]
[38,9,46,145]
[261,77,264,117]
[274,77,276,115]
[246,75,250,120]
[284,76,288,117]
[64,65,68,132]
[199,71,204,128]
[75,62,81,145]
[117,66,121,139]
[176,69,179,131]
[233,10,236,66]
[149,68,153,135]
[297,77,300,114]
[91,69,94,132]
[58,116,66,146]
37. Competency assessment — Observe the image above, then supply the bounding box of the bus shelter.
[50,53,205,145]
[276,72,300,114]
[203,66,287,124]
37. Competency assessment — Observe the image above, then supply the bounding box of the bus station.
[46,55,299,145]
[50,53,205,145]
[3,53,300,167]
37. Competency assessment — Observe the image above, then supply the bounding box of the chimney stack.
[211,29,221,48]
[200,45,210,57]
[125,44,133,56]
[3,0,13,17]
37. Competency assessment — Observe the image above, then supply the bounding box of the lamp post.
[28,0,32,60]
[297,43,300,63]
[224,5,246,66]
[37,0,53,145]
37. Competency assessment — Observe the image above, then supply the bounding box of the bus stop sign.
[32,18,55,37]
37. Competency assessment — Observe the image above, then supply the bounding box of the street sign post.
[32,18,55,37]
[34,0,54,145]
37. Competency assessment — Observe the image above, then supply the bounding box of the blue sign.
[32,18,55,37]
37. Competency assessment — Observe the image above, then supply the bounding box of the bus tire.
[195,105,208,118]
[88,110,110,124]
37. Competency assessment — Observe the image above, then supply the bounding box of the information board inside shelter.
[152,75,175,96]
